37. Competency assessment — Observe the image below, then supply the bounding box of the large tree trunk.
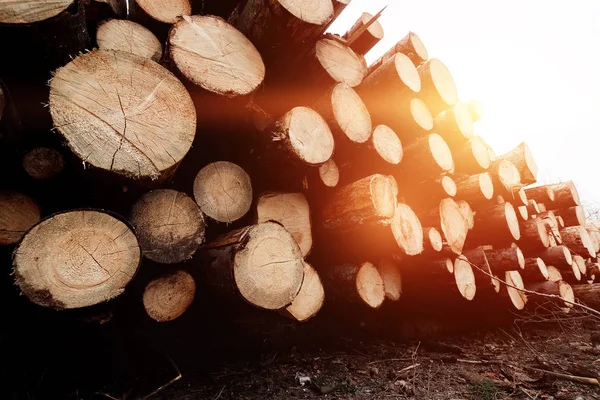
[524,185,555,204]
[526,280,574,309]
[520,257,549,281]
[377,258,403,301]
[464,247,524,274]
[488,159,521,196]
[497,142,537,185]
[143,270,196,322]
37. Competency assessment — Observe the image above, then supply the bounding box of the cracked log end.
[316,38,367,87]
[13,210,140,309]
[135,0,191,24]
[372,125,402,164]
[0,0,73,24]
[169,15,265,96]
[130,189,206,264]
[97,19,162,62]
[193,161,252,223]
[22,147,65,180]
[283,261,325,322]
[0,191,41,246]
[49,49,196,180]
[234,222,304,310]
[143,270,196,322]
[331,83,372,143]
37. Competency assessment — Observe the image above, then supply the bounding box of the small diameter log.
[554,206,586,227]
[546,265,563,282]
[22,147,65,180]
[193,161,252,223]
[320,174,395,234]
[572,255,587,276]
[488,159,521,195]
[418,198,468,254]
[537,203,547,213]
[318,159,340,188]
[513,186,528,206]
[396,133,454,181]
[497,142,538,185]
[524,185,555,204]
[0,191,41,246]
[268,106,335,166]
[13,210,141,309]
[321,261,384,308]
[256,192,312,257]
[313,83,372,144]
[130,189,206,264]
[526,200,540,215]
[0,0,74,23]
[203,222,304,310]
[560,226,595,258]
[465,99,483,122]
[307,37,367,87]
[370,31,428,71]
[549,181,581,208]
[417,58,458,115]
[469,202,521,246]
[535,246,573,269]
[521,257,549,281]
[572,283,600,309]
[377,258,402,301]
[518,217,550,252]
[454,256,476,300]
[505,270,527,310]
[143,270,196,322]
[517,205,529,221]
[556,216,565,228]
[97,19,162,62]
[526,280,574,309]
[423,227,443,253]
[454,173,494,205]
[434,102,474,149]
[344,12,384,56]
[49,49,196,181]
[389,203,424,256]
[456,200,474,230]
[452,136,492,174]
[370,124,403,165]
[169,15,265,97]
[135,0,192,23]
[283,261,324,322]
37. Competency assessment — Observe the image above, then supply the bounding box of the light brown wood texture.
[283,261,324,322]
[524,185,555,204]
[549,181,581,208]
[256,192,312,257]
[423,226,443,253]
[130,189,205,264]
[97,19,162,62]
[135,0,191,23]
[488,159,521,195]
[498,142,537,185]
[377,258,402,301]
[312,38,367,87]
[193,161,252,223]
[169,15,265,97]
[143,270,196,322]
[318,159,340,187]
[374,31,428,69]
[456,200,474,230]
[454,173,494,204]
[546,265,563,282]
[554,206,586,227]
[526,279,574,309]
[0,191,41,246]
[22,147,64,180]
[49,49,196,180]
[396,133,454,180]
[322,261,385,308]
[0,0,73,23]
[535,246,573,269]
[560,226,595,258]
[505,270,527,310]
[344,12,384,56]
[417,58,458,115]
[454,256,476,300]
[390,202,424,256]
[371,124,403,165]
[452,136,491,174]
[419,198,468,254]
[13,210,140,309]
[518,217,550,251]
[522,257,549,281]
[469,202,521,246]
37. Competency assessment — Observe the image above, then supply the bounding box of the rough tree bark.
[0,191,41,246]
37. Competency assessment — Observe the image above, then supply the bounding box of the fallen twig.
[141,354,182,400]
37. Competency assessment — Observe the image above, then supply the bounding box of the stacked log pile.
[1,0,599,328]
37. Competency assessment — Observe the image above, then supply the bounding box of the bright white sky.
[329,0,600,203]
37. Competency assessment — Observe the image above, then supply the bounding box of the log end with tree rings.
[439,198,468,254]
[456,200,474,230]
[392,53,421,93]
[233,222,304,310]
[517,205,528,221]
[429,133,455,173]
[546,265,563,282]
[479,173,495,200]
[284,261,324,322]
[193,161,252,223]
[143,270,196,322]
[49,49,196,181]
[331,83,372,143]
[402,32,428,65]
[97,19,163,62]
[409,97,434,131]
[505,270,527,310]
[377,258,402,301]
[425,226,443,252]
[315,38,367,87]
[0,0,73,24]
[13,210,140,309]
[370,174,397,220]
[22,147,65,180]
[356,261,385,308]
[135,0,192,24]
[256,192,312,257]
[0,191,41,246]
[441,175,457,197]
[278,0,334,25]
[558,280,575,308]
[454,256,476,300]
[276,106,335,166]
[495,159,521,191]
[319,159,339,187]
[372,125,402,165]
[391,202,424,256]
[503,202,521,241]
[130,189,205,264]
[531,257,550,280]
[419,58,458,113]
[169,15,265,97]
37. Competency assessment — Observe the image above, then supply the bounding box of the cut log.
[203,222,304,310]
[418,198,468,254]
[519,217,550,251]
[305,37,367,88]
[389,203,424,256]
[556,215,565,228]
[22,147,65,180]
[130,189,206,264]
[423,227,443,253]
[513,186,528,206]
[313,83,372,144]
[454,173,494,205]
[399,176,456,208]
[526,200,540,215]
[452,136,492,174]
[417,58,458,115]
[505,270,527,310]
[456,200,474,230]
[318,159,340,188]
[522,257,549,281]
[560,226,595,258]
[546,265,563,282]
[524,185,555,204]
[97,19,162,62]
[526,280,574,309]
[549,181,581,208]
[344,12,384,56]
[377,258,402,301]
[283,261,324,322]
[465,247,524,273]
[497,142,537,185]
[322,261,385,308]
[434,102,474,149]
[535,245,573,269]
[13,210,141,309]
[517,205,529,221]
[0,0,74,23]
[372,31,428,70]
[469,202,520,246]
[465,99,483,122]
[193,161,252,223]
[256,192,312,257]
[143,270,196,322]
[49,49,196,181]
[454,256,476,300]
[554,206,586,227]
[572,255,587,276]
[0,191,41,246]
[320,174,396,234]
[488,159,521,196]
[370,124,403,165]
[135,0,191,23]
[396,133,454,181]
[572,283,600,309]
